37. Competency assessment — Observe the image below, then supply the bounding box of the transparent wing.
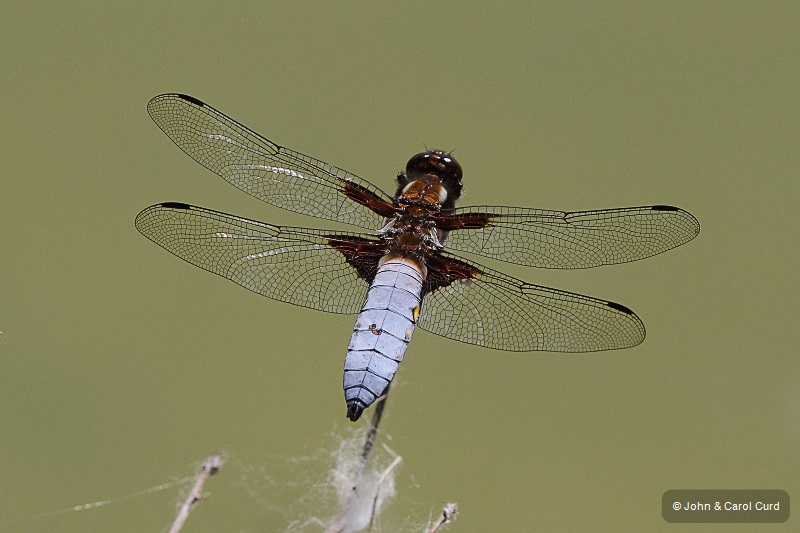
[439,205,699,268]
[147,94,394,229]
[134,202,384,314]
[418,252,646,352]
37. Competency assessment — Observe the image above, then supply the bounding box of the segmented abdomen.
[344,258,423,421]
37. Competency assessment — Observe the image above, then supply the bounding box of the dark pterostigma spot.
[161,202,192,210]
[651,205,679,211]
[607,301,634,314]
[177,94,205,107]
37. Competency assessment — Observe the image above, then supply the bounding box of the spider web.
[235,425,409,532]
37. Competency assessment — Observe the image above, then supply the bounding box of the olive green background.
[1,2,797,532]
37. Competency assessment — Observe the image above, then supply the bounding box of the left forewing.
[147,94,396,228]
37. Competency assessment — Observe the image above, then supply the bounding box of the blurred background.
[1,2,797,531]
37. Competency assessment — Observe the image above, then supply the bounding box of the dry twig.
[428,502,458,532]
[168,454,223,533]
[367,455,403,531]
[360,383,391,464]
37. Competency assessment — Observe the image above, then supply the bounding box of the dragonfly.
[136,94,700,421]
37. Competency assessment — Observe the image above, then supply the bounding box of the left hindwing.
[135,202,384,314]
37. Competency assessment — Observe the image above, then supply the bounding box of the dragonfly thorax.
[381,215,442,267]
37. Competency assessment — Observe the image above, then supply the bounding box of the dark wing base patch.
[326,236,385,284]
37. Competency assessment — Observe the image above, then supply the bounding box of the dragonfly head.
[399,150,463,208]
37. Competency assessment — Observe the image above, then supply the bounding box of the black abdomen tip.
[177,94,206,107]
[346,402,365,422]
